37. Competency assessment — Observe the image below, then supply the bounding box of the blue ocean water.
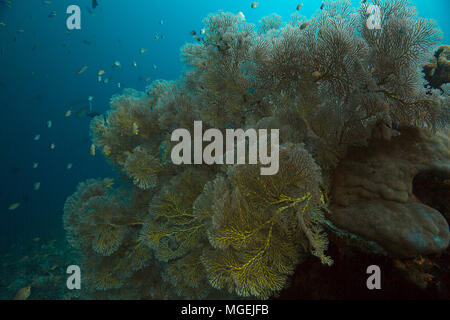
[0,0,448,286]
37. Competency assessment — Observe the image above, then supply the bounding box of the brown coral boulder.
[423,45,450,89]
[329,128,450,258]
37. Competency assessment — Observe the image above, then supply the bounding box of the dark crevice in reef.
[275,236,450,300]
[412,170,450,221]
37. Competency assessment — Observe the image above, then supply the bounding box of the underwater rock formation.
[64,0,449,299]
[329,128,450,257]
[423,45,450,89]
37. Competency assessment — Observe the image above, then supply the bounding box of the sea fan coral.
[124,146,162,190]
[139,168,214,262]
[90,88,162,166]
[201,143,330,299]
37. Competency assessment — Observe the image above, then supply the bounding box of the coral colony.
[64,0,449,299]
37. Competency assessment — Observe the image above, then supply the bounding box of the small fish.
[92,0,98,9]
[97,76,102,83]
[13,286,31,300]
[132,122,139,135]
[193,36,201,42]
[160,20,164,25]
[200,28,206,35]
[237,11,246,21]
[75,107,87,118]
[88,96,94,102]
[154,34,159,40]
[48,10,56,18]
[251,2,259,9]
[8,203,20,210]
[47,120,52,128]
[97,70,105,76]
[87,112,101,118]
[312,71,322,78]
[105,181,114,188]
[190,30,196,36]
[145,77,151,82]
[34,182,41,191]
[50,143,56,150]
[65,109,72,117]
[113,61,121,68]
[117,82,121,88]
[132,61,137,67]
[34,134,40,141]
[90,143,96,156]
[33,237,40,242]
[103,77,110,84]
[77,65,88,75]
[153,64,157,70]
[139,48,147,54]
[102,145,111,156]
[0,22,5,27]
[300,22,310,30]
[296,3,303,10]
[320,2,324,10]
[86,6,94,16]
[83,40,92,45]
[67,163,73,170]
[32,162,39,169]
[22,193,29,204]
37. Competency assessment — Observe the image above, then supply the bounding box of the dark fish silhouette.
[86,6,94,15]
[34,94,43,103]
[92,0,98,9]
[21,193,29,204]
[87,112,101,118]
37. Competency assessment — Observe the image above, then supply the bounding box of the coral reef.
[64,0,449,299]
[423,45,450,90]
